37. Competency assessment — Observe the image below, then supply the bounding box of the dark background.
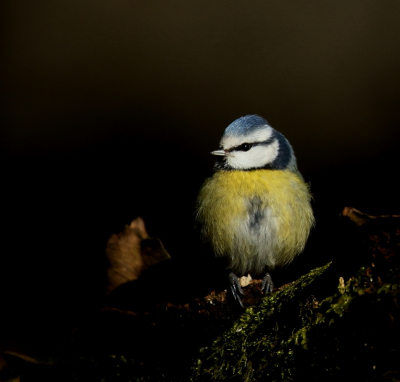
[1,1,400,336]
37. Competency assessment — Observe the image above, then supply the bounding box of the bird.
[196,115,314,307]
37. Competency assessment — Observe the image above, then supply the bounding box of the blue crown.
[224,115,269,137]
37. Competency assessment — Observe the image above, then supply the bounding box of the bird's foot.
[228,272,246,308]
[260,272,274,294]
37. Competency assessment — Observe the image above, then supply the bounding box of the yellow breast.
[196,169,314,274]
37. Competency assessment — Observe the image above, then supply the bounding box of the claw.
[228,272,245,308]
[260,272,274,294]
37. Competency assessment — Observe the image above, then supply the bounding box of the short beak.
[211,150,226,156]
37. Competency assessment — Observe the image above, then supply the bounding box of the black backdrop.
[1,1,400,337]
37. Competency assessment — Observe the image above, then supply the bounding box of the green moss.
[190,262,332,381]
[191,259,400,381]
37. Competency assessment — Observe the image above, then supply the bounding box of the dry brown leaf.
[105,217,170,294]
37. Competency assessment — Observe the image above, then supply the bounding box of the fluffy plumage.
[196,115,314,279]
[197,170,314,275]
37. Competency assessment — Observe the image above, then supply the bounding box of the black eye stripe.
[237,143,252,151]
[226,143,251,153]
[225,142,253,153]
[226,136,276,153]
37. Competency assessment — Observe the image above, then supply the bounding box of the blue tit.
[196,115,314,307]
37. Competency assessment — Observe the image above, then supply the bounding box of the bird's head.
[212,115,298,172]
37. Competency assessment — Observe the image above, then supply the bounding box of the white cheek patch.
[226,139,279,170]
[221,126,273,150]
